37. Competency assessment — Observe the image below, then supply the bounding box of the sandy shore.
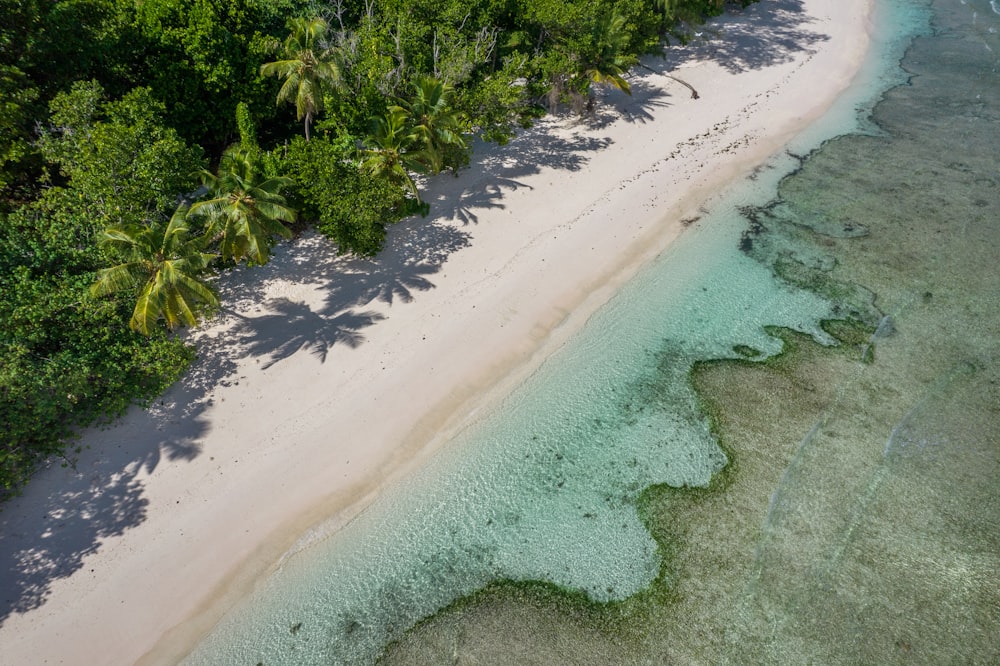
[0,1,874,663]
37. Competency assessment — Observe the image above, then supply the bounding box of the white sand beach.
[0,1,875,663]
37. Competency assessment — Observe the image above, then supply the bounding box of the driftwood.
[639,63,700,99]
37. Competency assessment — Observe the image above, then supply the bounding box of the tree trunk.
[638,63,700,99]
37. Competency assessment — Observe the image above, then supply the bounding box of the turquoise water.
[182,0,1000,663]
[187,190,832,664]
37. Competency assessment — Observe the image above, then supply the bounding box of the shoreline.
[0,1,876,663]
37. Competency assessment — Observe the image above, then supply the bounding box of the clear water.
[186,187,833,665]
[187,0,1000,663]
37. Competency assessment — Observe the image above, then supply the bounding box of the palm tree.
[360,108,428,203]
[190,146,296,265]
[583,12,636,96]
[392,76,468,174]
[653,0,678,19]
[260,17,344,141]
[90,205,218,335]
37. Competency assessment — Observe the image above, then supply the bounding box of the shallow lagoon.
[187,0,999,663]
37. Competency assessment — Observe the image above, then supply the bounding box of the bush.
[283,135,412,257]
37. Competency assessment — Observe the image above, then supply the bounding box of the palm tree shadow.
[585,78,676,129]
[434,176,531,226]
[0,345,224,625]
[0,468,149,622]
[338,262,439,306]
[230,298,385,369]
[425,131,613,227]
[659,0,829,74]
[320,220,474,312]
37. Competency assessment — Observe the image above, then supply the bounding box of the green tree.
[260,16,344,141]
[117,0,306,149]
[90,205,218,335]
[393,75,469,174]
[190,145,296,265]
[453,56,536,145]
[235,101,259,152]
[284,134,408,256]
[0,65,39,198]
[583,11,636,95]
[38,82,204,228]
[360,109,428,203]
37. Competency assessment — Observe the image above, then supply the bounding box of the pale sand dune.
[0,1,874,663]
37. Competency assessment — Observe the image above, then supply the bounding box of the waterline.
[185,2,941,664]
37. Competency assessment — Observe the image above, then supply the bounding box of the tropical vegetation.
[90,205,219,335]
[1,0,757,496]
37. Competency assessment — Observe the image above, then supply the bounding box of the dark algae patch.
[379,327,866,665]
[379,0,999,662]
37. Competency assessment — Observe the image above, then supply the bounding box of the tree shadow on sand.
[427,130,613,226]
[228,299,385,369]
[323,220,474,309]
[584,74,677,130]
[0,300,242,622]
[0,467,147,621]
[0,222,475,625]
[0,366,214,624]
[660,0,829,74]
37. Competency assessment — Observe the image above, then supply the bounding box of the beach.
[0,1,876,663]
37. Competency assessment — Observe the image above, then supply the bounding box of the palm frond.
[130,280,164,335]
[254,201,296,226]
[254,175,295,193]
[259,59,301,78]
[90,262,147,297]
[188,197,231,219]
[174,273,219,308]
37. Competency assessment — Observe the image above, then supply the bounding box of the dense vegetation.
[0,0,755,496]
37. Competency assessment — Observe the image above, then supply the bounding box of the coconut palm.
[653,0,678,18]
[392,76,468,174]
[190,146,296,265]
[260,17,344,141]
[90,205,218,335]
[360,108,428,203]
[583,11,635,95]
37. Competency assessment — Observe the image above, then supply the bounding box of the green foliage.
[0,65,39,197]
[495,0,663,112]
[393,76,471,174]
[38,81,205,229]
[0,207,194,497]
[235,101,259,152]
[260,16,345,141]
[361,108,428,202]
[583,11,637,95]
[91,205,219,335]
[355,75,470,207]
[453,57,536,145]
[3,0,120,98]
[284,135,408,257]
[119,0,309,149]
[190,145,295,265]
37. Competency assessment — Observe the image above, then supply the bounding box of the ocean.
[186,0,999,662]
